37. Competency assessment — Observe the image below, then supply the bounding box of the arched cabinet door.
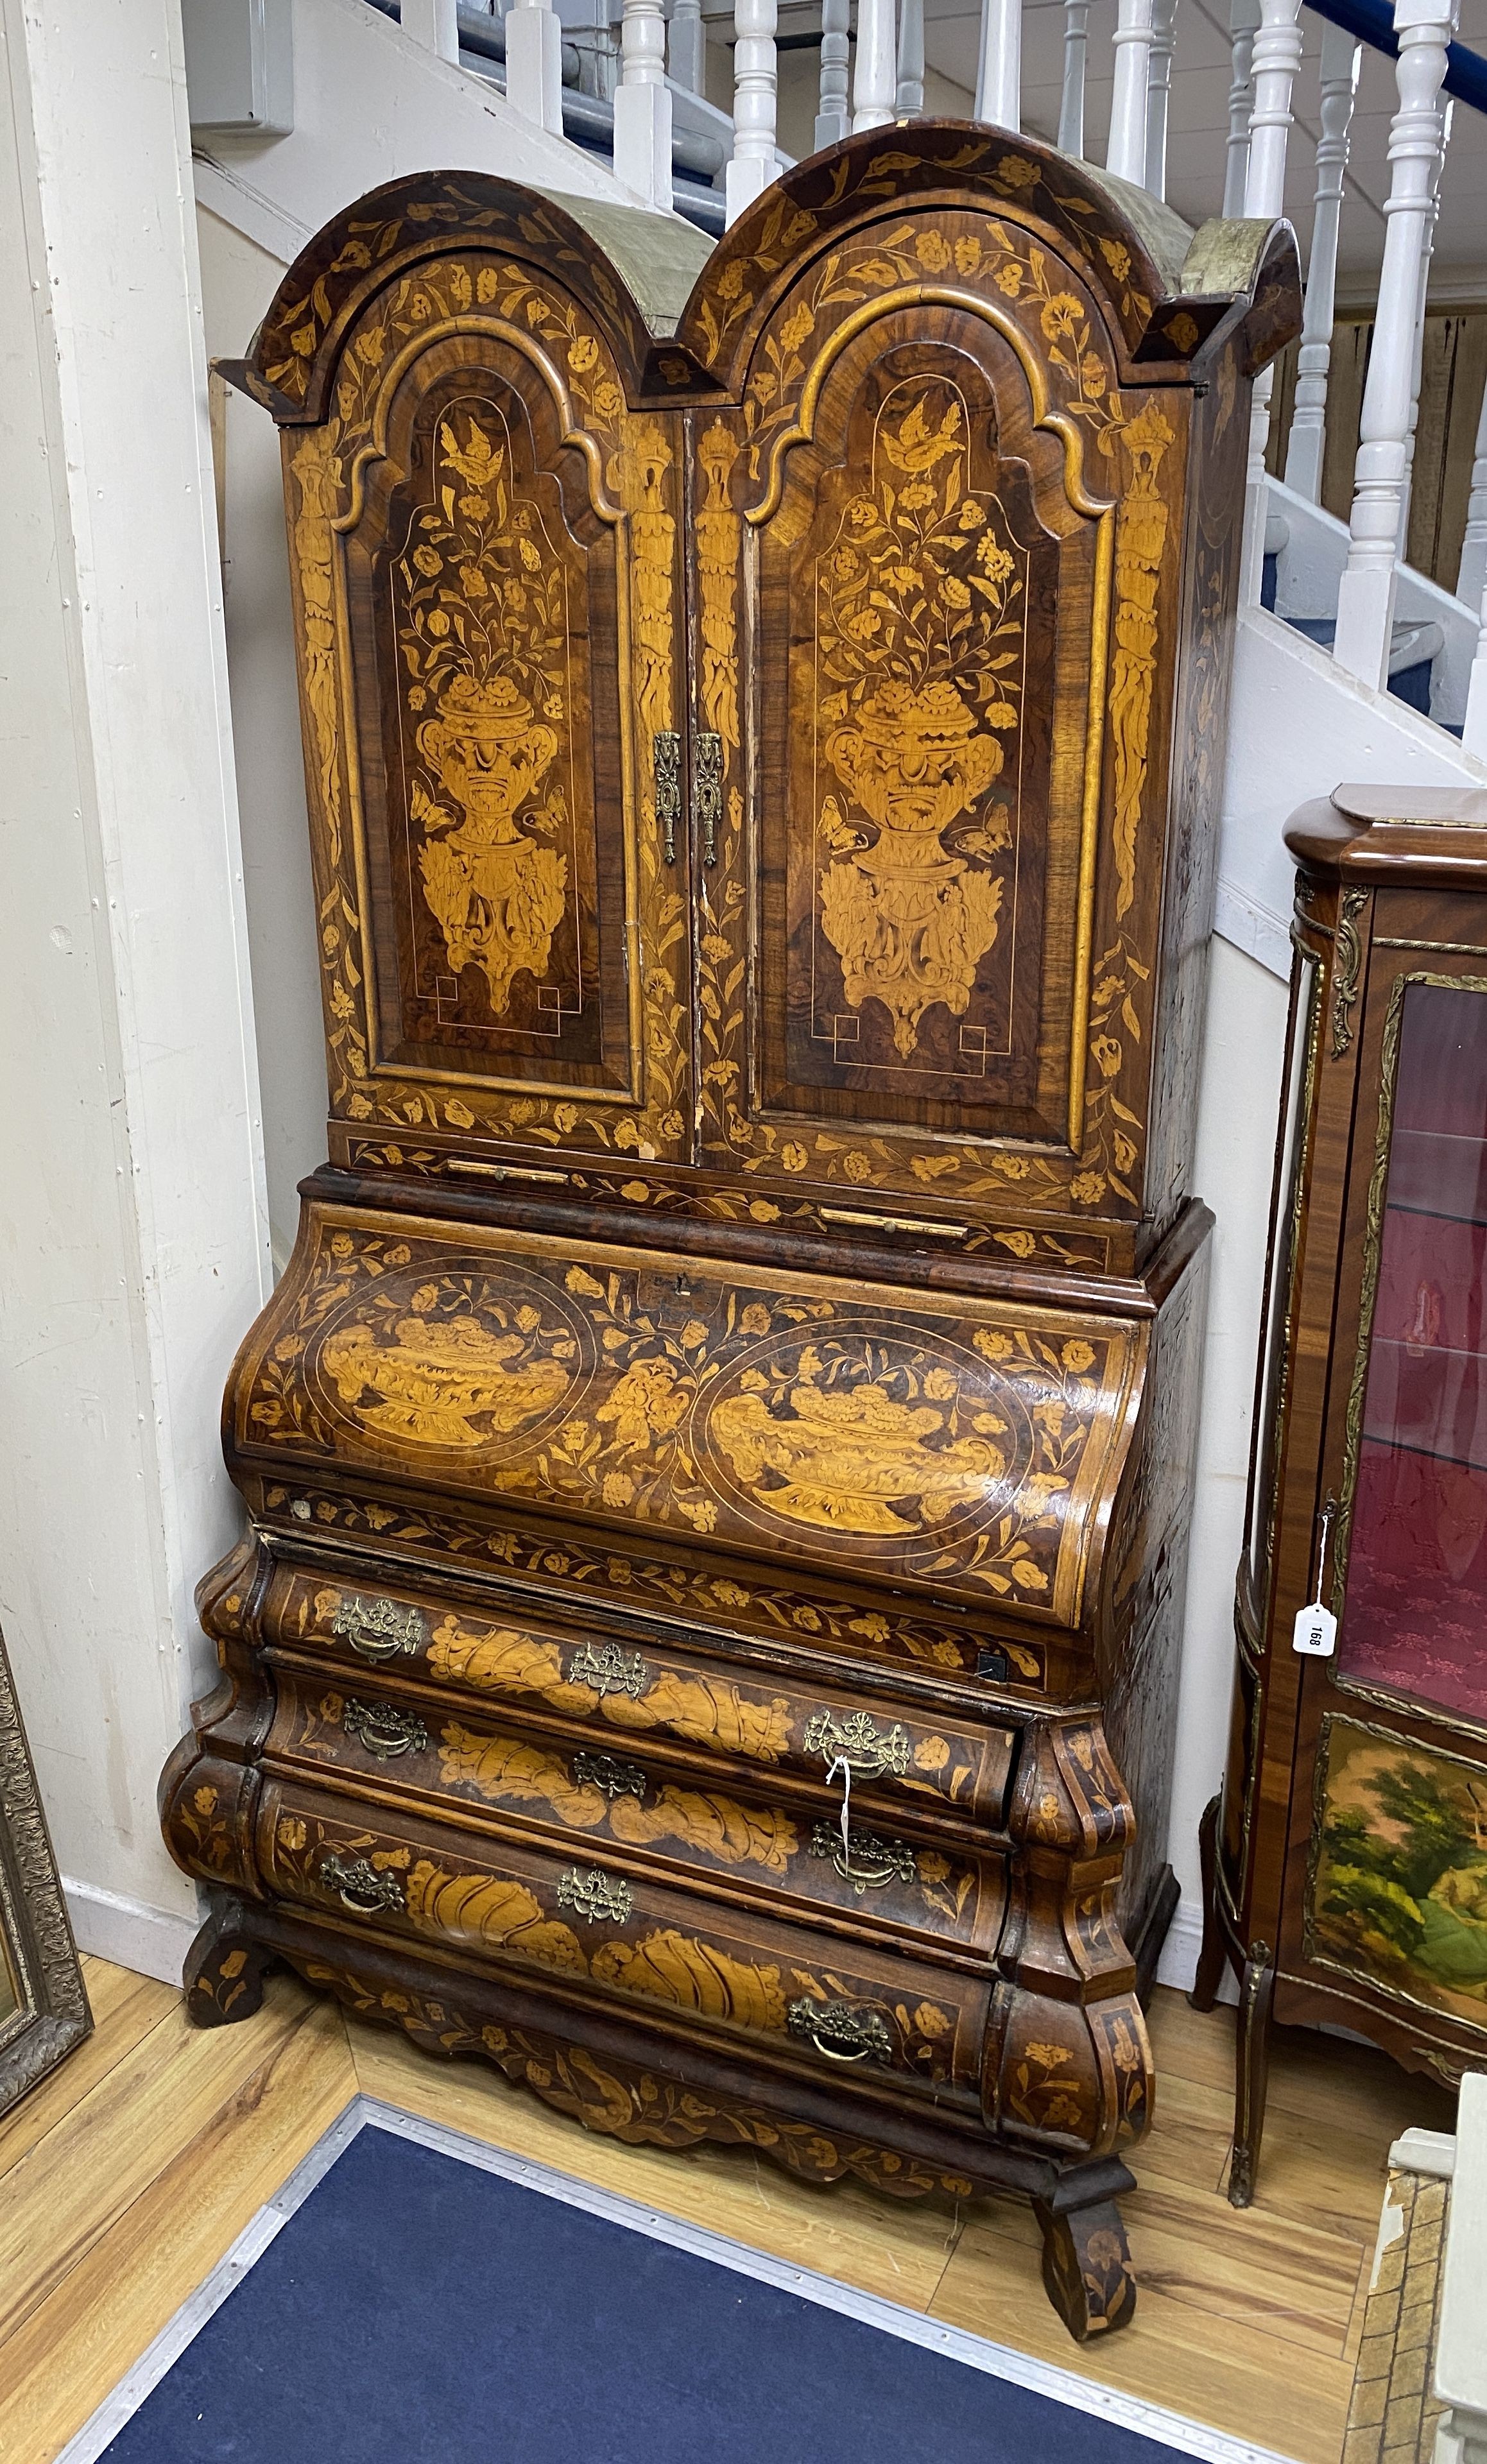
[270,196,694,1180]
[685,207,1187,1262]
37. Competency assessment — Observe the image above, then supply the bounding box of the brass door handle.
[693,732,722,868]
[654,730,682,864]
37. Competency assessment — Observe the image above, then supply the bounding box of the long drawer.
[264,1665,1006,1959]
[258,1778,990,2101]
[259,1564,1018,1830]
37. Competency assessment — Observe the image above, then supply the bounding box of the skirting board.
[62,1876,196,1987]
[1156,1896,1237,2004]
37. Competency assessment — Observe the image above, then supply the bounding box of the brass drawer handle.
[318,1852,406,1916]
[787,1998,894,2066]
[654,730,682,864]
[343,1698,429,1761]
[567,1641,654,1700]
[804,1709,909,1781]
[572,1750,648,1803]
[809,1820,916,1895]
[331,1595,427,1664]
[556,1866,633,1924]
[694,731,722,868]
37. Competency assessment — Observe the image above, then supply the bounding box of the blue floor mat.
[93,2116,1221,2464]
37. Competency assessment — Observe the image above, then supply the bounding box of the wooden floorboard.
[0,1968,1457,2464]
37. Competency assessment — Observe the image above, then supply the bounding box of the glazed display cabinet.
[1196,783,1487,2201]
[160,127,1298,2338]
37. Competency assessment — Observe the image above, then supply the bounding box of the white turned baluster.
[1398,96,1450,554]
[726,0,778,222]
[506,0,565,133]
[402,0,460,60]
[1223,0,1261,217]
[1284,21,1361,504]
[1332,0,1457,691]
[1457,374,1487,617]
[668,0,704,94]
[1107,0,1156,184]
[816,0,851,146]
[975,0,1020,130]
[854,0,898,130]
[1145,0,1177,200]
[897,0,925,117]
[1058,0,1090,155]
[1464,572,1487,758]
[615,0,673,210]
[1238,0,1304,603]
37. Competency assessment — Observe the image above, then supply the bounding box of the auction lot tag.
[1293,1600,1337,1657]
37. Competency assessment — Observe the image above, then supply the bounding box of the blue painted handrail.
[1304,0,1487,116]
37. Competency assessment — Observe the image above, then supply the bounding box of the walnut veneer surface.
[160,125,1301,2340]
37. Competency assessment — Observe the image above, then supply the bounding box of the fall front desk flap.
[234,1205,1142,1632]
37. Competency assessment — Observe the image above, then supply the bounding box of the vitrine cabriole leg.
[1228,1938,1275,2206]
[1190,1792,1229,2012]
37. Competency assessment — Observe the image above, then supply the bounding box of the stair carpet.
[1261,550,1456,732]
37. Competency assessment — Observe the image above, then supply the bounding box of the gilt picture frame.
[0,1621,90,2115]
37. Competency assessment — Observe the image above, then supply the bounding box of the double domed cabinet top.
[164,128,1299,2342]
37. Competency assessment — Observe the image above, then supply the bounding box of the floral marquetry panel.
[282,246,691,1168]
[234,1204,1142,1625]
[692,199,1194,1237]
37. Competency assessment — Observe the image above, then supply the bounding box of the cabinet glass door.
[1338,978,1487,1723]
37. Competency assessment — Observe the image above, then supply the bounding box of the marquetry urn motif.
[162,132,1299,2346]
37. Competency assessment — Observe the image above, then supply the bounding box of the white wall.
[0,0,271,1984]
[199,210,325,1266]
[1158,939,1291,1991]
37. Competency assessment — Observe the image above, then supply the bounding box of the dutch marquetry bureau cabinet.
[1195,785,1487,2203]
[162,128,1298,2339]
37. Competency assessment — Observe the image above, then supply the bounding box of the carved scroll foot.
[1227,1939,1275,2209]
[1031,2193,1137,2341]
[183,1908,276,2029]
[1189,1793,1228,2014]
